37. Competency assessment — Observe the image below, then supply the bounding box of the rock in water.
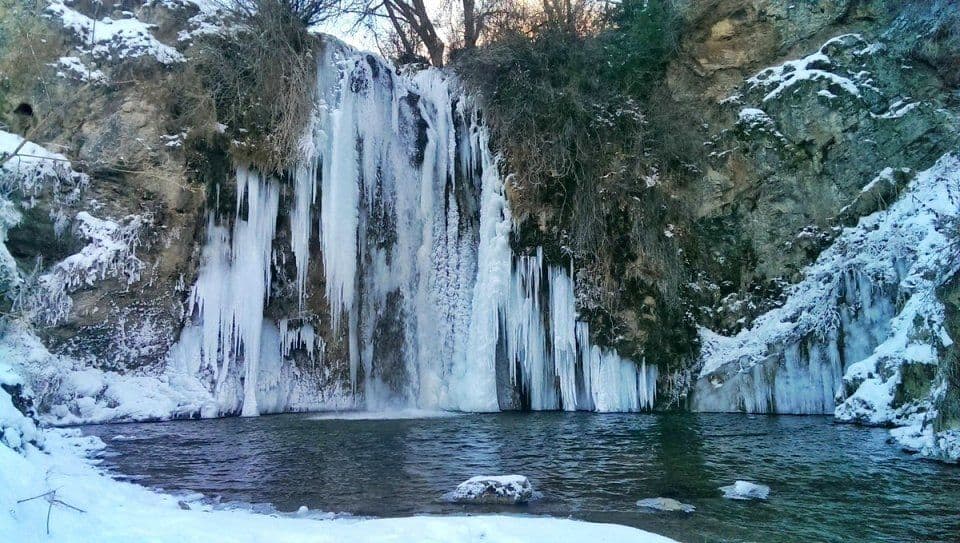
[719,481,770,500]
[449,475,534,504]
[636,497,696,513]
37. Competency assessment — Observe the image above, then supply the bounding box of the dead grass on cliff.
[188,0,326,173]
[0,0,63,130]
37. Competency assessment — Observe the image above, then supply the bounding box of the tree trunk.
[463,0,478,49]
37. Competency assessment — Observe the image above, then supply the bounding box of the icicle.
[169,168,279,417]
[550,266,578,411]
[290,161,317,312]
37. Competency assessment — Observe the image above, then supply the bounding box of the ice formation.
[694,154,960,458]
[165,39,657,416]
[636,498,696,513]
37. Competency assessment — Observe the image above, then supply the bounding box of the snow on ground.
[46,0,184,64]
[52,56,107,83]
[0,379,676,543]
[744,34,878,103]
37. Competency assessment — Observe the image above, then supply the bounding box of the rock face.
[719,481,770,501]
[670,2,958,336]
[0,0,205,376]
[449,475,535,505]
[636,497,696,513]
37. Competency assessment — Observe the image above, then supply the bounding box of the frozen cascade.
[694,154,960,417]
[500,251,657,412]
[693,263,901,414]
[170,168,281,416]
[168,38,657,415]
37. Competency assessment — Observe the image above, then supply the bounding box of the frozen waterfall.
[168,38,656,416]
[693,154,960,416]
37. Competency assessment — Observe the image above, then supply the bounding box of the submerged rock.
[449,475,534,505]
[720,481,770,501]
[636,497,696,513]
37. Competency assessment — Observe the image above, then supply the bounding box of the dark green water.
[82,412,960,542]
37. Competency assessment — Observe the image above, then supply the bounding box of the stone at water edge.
[719,481,770,501]
[636,497,696,513]
[449,475,535,504]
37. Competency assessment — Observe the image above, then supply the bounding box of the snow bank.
[0,322,214,426]
[890,422,960,464]
[449,475,535,505]
[0,362,39,451]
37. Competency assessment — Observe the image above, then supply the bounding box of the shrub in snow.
[14,211,149,326]
[1,130,88,206]
[449,475,535,505]
[720,481,770,501]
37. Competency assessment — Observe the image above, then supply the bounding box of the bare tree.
[222,0,341,27]
[354,0,446,65]
[539,0,598,34]
[351,0,505,66]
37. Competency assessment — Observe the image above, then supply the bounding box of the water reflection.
[651,413,714,500]
[84,412,960,543]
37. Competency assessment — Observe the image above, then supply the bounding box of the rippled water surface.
[83,413,960,542]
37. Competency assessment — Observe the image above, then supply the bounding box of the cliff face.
[1,0,208,372]
[670,0,957,330]
[657,0,960,459]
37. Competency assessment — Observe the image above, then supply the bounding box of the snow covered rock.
[636,497,695,513]
[449,475,535,505]
[720,481,770,501]
[0,366,39,451]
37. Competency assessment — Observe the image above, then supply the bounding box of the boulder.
[449,475,534,505]
[636,497,696,513]
[719,481,770,500]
